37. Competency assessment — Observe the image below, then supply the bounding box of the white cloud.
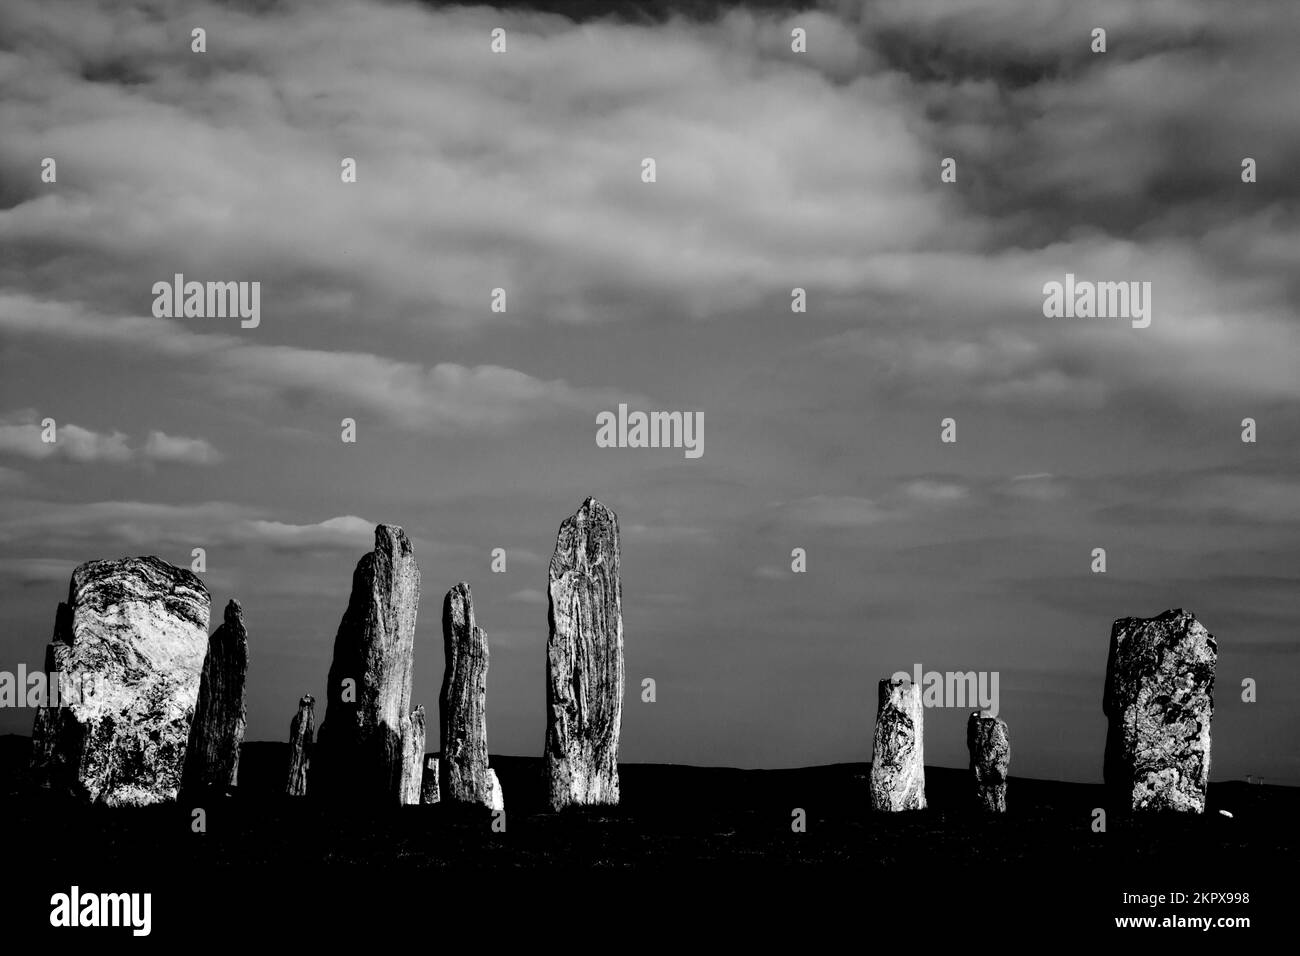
[901,480,969,503]
[245,515,376,550]
[0,410,132,463]
[1003,474,1069,502]
[143,430,222,465]
[0,499,382,554]
[0,410,220,466]
[0,0,948,332]
[0,295,646,434]
[1,0,1296,418]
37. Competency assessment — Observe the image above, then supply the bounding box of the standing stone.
[486,769,504,813]
[1104,608,1216,813]
[420,756,441,805]
[967,711,1010,812]
[285,694,314,797]
[30,557,210,806]
[870,677,926,811]
[398,706,426,806]
[440,583,496,807]
[28,603,75,780]
[544,497,624,811]
[315,525,421,804]
[181,599,249,796]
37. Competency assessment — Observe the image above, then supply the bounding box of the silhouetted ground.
[2,735,1293,941]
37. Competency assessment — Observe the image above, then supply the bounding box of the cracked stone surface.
[182,599,248,796]
[285,693,314,797]
[967,711,1010,812]
[30,557,210,806]
[316,524,421,804]
[440,583,496,808]
[1104,608,1216,813]
[870,677,926,811]
[545,497,624,810]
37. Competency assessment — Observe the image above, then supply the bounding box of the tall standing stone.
[870,677,926,811]
[285,694,314,797]
[545,497,624,810]
[1104,608,1216,813]
[398,706,426,806]
[182,599,249,796]
[315,524,421,804]
[440,583,496,807]
[30,557,210,806]
[967,711,1010,812]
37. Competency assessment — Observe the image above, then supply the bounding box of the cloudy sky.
[1,0,1297,783]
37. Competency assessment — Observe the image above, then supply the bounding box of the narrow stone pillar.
[183,599,249,796]
[545,497,624,810]
[870,677,925,811]
[967,711,1009,812]
[285,694,314,797]
[440,583,495,807]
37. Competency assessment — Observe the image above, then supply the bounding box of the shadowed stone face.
[1104,609,1216,813]
[316,524,421,804]
[545,497,624,810]
[870,677,926,812]
[967,712,1010,812]
[420,756,440,805]
[31,556,211,806]
[440,583,495,807]
[182,599,248,797]
[285,693,314,797]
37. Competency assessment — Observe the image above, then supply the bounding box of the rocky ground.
[2,734,1292,940]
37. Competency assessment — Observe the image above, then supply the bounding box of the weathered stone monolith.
[1104,608,1216,813]
[545,497,624,810]
[181,599,248,796]
[398,705,426,806]
[420,756,440,804]
[285,693,314,797]
[315,524,421,804]
[967,711,1009,812]
[30,557,210,806]
[870,677,926,811]
[440,583,496,807]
